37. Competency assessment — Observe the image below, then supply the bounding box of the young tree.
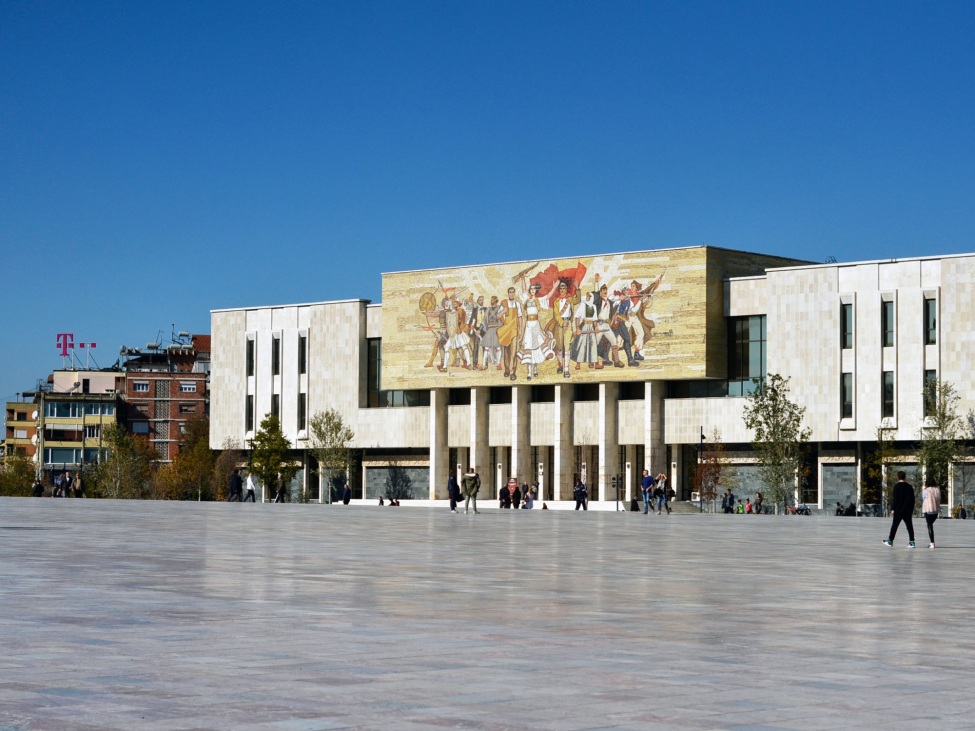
[250,414,299,502]
[742,373,811,514]
[693,428,739,513]
[918,378,961,491]
[0,454,36,496]
[864,423,898,515]
[93,423,158,499]
[309,409,355,504]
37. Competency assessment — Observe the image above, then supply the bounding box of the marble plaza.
[2,498,973,730]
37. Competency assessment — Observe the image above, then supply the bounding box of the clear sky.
[2,1,974,409]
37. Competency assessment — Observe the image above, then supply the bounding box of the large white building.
[210,245,975,509]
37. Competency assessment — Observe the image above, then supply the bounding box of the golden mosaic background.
[380,246,795,389]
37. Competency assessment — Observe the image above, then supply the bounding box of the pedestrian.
[573,479,588,510]
[754,491,763,515]
[721,490,730,514]
[922,476,942,549]
[32,479,44,497]
[883,471,916,548]
[341,481,352,505]
[243,472,257,502]
[228,468,243,502]
[461,465,481,514]
[273,474,285,503]
[523,483,536,509]
[957,503,968,519]
[641,469,655,514]
[63,471,74,498]
[745,498,753,514]
[509,479,521,510]
[499,483,511,509]
[653,481,666,514]
[657,472,671,514]
[447,472,461,513]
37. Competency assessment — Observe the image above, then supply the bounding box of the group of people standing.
[640,469,671,514]
[720,490,766,514]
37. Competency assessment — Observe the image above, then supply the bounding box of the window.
[882,371,895,419]
[180,381,196,393]
[840,303,853,349]
[841,373,853,419]
[924,298,937,345]
[728,315,766,396]
[619,382,646,400]
[85,425,100,439]
[132,422,149,434]
[133,382,150,393]
[246,338,255,377]
[179,403,196,414]
[246,395,254,431]
[298,334,307,375]
[272,336,281,376]
[271,394,280,418]
[924,370,937,417]
[881,300,894,348]
[367,338,382,407]
[297,393,306,431]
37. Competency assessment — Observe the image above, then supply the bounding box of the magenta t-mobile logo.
[56,333,74,356]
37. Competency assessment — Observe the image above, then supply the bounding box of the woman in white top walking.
[922,476,942,548]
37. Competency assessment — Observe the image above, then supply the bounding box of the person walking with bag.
[922,476,942,549]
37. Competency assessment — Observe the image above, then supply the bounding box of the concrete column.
[511,385,531,485]
[644,381,666,476]
[429,388,448,499]
[598,381,619,503]
[553,384,573,500]
[469,387,489,480]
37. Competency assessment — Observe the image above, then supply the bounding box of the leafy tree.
[693,428,739,513]
[918,378,961,492]
[309,409,355,504]
[93,423,158,499]
[742,373,811,514]
[0,454,36,496]
[154,416,216,500]
[250,414,299,502]
[864,423,898,515]
[212,437,244,501]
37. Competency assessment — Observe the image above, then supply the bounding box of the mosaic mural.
[381,247,731,389]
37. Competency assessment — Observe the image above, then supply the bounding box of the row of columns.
[428,382,667,501]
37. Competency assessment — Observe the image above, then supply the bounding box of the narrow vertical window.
[245,395,254,431]
[297,393,306,431]
[882,371,894,418]
[246,339,255,377]
[271,394,280,419]
[881,301,894,348]
[840,303,853,349]
[923,370,937,417]
[841,373,854,418]
[272,336,281,376]
[923,298,937,345]
[298,334,307,375]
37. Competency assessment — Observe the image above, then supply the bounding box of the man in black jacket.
[883,471,916,548]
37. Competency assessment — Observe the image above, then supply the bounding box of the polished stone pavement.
[2,498,973,731]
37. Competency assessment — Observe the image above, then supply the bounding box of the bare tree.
[693,428,739,513]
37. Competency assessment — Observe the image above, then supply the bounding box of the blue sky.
[2,1,974,408]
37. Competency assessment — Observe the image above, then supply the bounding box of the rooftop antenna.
[825,255,837,264]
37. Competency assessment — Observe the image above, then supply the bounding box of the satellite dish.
[32,454,39,463]
[31,434,38,444]
[32,410,38,420]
